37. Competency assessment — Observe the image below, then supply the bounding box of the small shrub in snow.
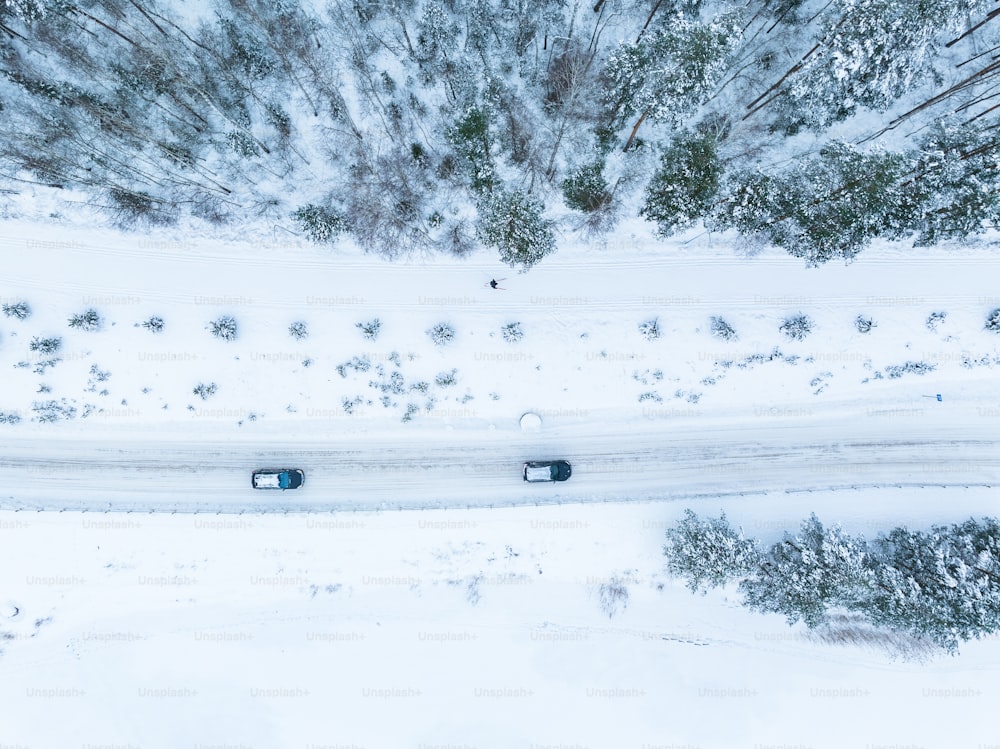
[410,381,430,394]
[336,356,371,377]
[356,319,381,340]
[192,382,218,400]
[501,322,523,343]
[342,396,363,415]
[2,301,30,320]
[142,316,165,333]
[638,391,663,403]
[597,576,630,619]
[780,313,814,341]
[288,321,308,340]
[638,318,661,341]
[427,322,455,346]
[435,369,458,388]
[883,361,935,379]
[32,359,59,374]
[985,308,1000,333]
[31,399,77,422]
[925,311,946,331]
[89,364,111,382]
[292,204,347,243]
[68,308,102,331]
[0,411,21,424]
[854,315,876,334]
[401,403,420,422]
[208,316,238,341]
[29,336,62,354]
[710,316,737,340]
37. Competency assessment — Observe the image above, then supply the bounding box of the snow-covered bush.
[427,322,455,346]
[288,321,308,340]
[208,316,238,341]
[925,311,946,331]
[0,411,21,424]
[597,576,630,619]
[29,336,62,354]
[141,316,165,333]
[336,356,371,377]
[31,399,77,422]
[501,322,523,343]
[68,308,102,331]
[780,313,814,341]
[292,204,346,243]
[638,318,661,341]
[883,361,935,379]
[855,315,876,333]
[192,382,218,400]
[2,301,30,320]
[710,316,737,340]
[987,308,1000,333]
[356,319,381,340]
[435,369,458,387]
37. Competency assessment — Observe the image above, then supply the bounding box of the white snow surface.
[1,214,1000,747]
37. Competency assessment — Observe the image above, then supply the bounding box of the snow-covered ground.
[3,493,1000,749]
[2,214,1000,748]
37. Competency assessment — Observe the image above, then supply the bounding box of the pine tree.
[740,514,874,627]
[904,121,1000,246]
[641,130,722,236]
[604,12,742,149]
[663,509,761,593]
[713,142,912,265]
[868,519,1000,653]
[476,189,556,271]
[767,0,995,130]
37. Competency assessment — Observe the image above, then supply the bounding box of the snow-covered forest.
[4,0,1000,267]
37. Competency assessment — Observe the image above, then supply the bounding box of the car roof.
[525,465,553,480]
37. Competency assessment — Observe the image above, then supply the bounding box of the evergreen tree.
[476,189,556,271]
[904,121,1000,246]
[775,0,996,131]
[641,130,721,236]
[713,143,912,265]
[447,104,496,194]
[664,509,761,593]
[868,519,1000,653]
[561,161,612,213]
[293,204,347,243]
[740,514,873,628]
[604,12,742,148]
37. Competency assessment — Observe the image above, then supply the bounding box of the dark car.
[252,468,305,490]
[523,460,572,482]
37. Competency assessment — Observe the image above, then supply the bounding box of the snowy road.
[3,226,999,512]
[2,415,996,511]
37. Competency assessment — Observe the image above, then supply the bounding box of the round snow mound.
[519,412,542,431]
